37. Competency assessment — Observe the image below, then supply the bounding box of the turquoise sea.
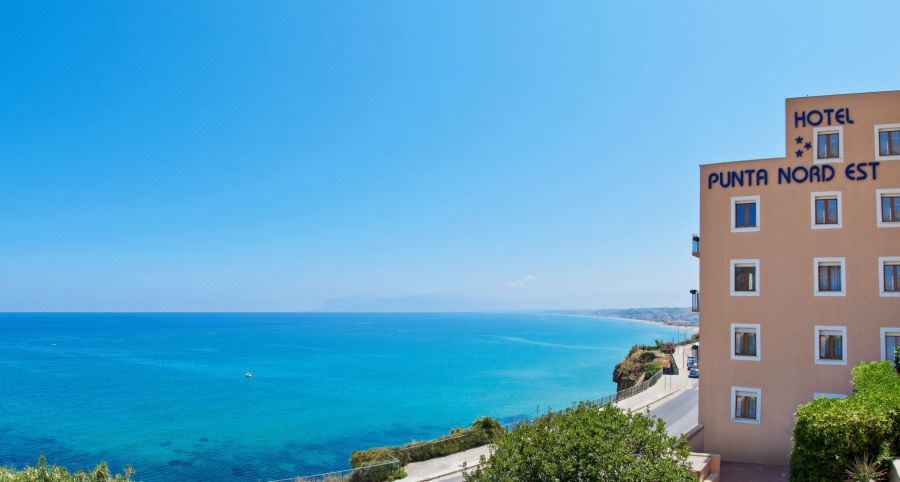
[0,313,684,481]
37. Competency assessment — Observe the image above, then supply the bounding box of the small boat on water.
[244,372,253,379]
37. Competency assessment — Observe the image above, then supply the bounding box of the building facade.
[695,90,900,464]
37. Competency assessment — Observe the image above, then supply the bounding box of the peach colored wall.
[697,91,900,465]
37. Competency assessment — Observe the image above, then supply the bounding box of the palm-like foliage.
[0,456,134,482]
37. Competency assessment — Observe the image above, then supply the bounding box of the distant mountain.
[319,294,499,312]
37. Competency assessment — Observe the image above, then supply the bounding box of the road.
[647,377,699,436]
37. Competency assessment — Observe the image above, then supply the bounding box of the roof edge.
[700,156,785,168]
[786,89,900,100]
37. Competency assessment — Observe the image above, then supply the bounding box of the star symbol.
[795,149,803,158]
[795,136,803,144]
[804,142,812,150]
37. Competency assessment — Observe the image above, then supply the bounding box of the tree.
[464,401,694,482]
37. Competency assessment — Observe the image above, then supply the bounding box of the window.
[880,257,900,297]
[731,196,760,232]
[813,126,843,163]
[875,124,900,161]
[731,387,761,424]
[810,191,841,229]
[878,189,900,227]
[814,326,847,365]
[814,257,845,296]
[731,259,760,296]
[730,324,760,361]
[881,328,900,361]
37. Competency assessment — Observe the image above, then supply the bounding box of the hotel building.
[694,90,900,464]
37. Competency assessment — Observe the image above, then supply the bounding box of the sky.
[2,1,899,311]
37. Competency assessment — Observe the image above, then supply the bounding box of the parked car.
[687,357,696,368]
[689,367,699,378]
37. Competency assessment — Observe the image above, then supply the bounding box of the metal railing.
[594,368,663,406]
[690,289,699,312]
[692,235,700,257]
[266,456,401,482]
[663,355,679,376]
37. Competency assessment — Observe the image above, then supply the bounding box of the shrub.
[659,342,675,354]
[350,417,504,481]
[0,456,133,482]
[639,351,657,363]
[644,362,661,378]
[790,361,900,481]
[464,401,694,482]
[894,345,899,372]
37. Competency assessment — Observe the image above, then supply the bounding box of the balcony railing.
[690,289,699,312]
[692,235,700,258]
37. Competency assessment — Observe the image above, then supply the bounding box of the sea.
[0,312,686,481]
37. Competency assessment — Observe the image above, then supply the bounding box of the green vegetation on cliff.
[463,401,694,482]
[0,457,133,482]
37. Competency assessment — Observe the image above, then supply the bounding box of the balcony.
[690,290,700,312]
[692,235,700,258]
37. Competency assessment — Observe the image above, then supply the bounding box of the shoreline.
[542,312,699,333]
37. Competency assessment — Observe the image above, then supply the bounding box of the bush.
[464,401,694,482]
[0,456,133,482]
[639,351,657,363]
[350,417,504,481]
[644,362,661,378]
[894,345,899,372]
[790,361,900,481]
[659,342,675,354]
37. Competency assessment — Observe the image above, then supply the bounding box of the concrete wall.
[697,91,900,464]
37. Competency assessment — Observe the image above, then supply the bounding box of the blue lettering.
[757,169,768,186]
[870,161,880,179]
[792,166,809,183]
[794,111,806,128]
[708,173,719,190]
[845,163,857,180]
[807,110,823,126]
[835,108,846,124]
[810,165,821,183]
[823,108,834,125]
[778,167,791,184]
[823,164,835,181]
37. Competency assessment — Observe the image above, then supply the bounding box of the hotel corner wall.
[697,91,900,465]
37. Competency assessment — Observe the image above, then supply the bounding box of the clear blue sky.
[2,1,898,311]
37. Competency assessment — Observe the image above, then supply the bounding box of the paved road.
[647,377,699,436]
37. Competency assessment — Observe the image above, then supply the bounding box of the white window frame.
[730,259,760,297]
[879,256,900,298]
[730,323,761,361]
[876,188,900,228]
[813,257,846,297]
[814,325,847,366]
[812,125,844,164]
[810,191,842,229]
[731,195,760,233]
[730,386,761,424]
[813,393,847,399]
[874,123,900,161]
[880,327,900,361]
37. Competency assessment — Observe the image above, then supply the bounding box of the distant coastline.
[539,307,699,330]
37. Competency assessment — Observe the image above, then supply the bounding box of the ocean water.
[0,312,684,481]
